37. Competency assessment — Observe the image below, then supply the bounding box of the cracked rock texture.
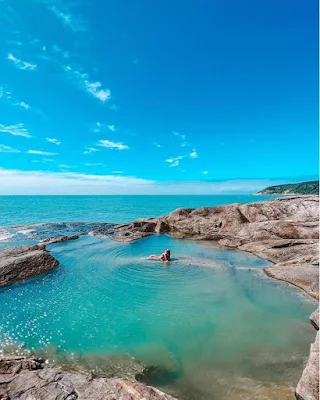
[0,356,177,400]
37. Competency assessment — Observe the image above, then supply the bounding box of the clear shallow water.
[0,195,275,227]
[0,234,315,400]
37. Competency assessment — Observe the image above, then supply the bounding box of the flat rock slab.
[0,356,176,400]
[264,263,319,300]
[0,244,59,287]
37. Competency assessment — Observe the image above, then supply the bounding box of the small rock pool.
[0,235,316,399]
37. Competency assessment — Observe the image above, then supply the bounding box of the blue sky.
[0,0,318,194]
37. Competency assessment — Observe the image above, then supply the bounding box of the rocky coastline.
[0,195,318,399]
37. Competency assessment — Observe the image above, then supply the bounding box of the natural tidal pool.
[0,235,316,399]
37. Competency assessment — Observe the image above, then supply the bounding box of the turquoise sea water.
[0,195,316,399]
[0,234,316,399]
[0,195,275,227]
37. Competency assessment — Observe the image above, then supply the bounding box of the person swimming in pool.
[148,249,171,262]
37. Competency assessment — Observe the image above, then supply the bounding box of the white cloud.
[52,44,70,60]
[84,147,100,154]
[7,53,37,71]
[108,125,115,132]
[202,171,209,175]
[153,142,162,148]
[48,4,87,32]
[84,162,104,166]
[0,167,287,195]
[31,158,54,163]
[173,131,186,140]
[165,155,186,167]
[189,149,198,159]
[113,171,123,174]
[15,101,30,110]
[45,137,61,145]
[59,164,73,168]
[0,123,31,138]
[0,87,12,99]
[27,150,57,156]
[64,66,111,103]
[0,145,20,153]
[98,139,129,150]
[0,86,31,110]
[92,122,102,133]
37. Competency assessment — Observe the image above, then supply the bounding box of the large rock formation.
[105,196,319,299]
[0,244,59,287]
[0,355,177,400]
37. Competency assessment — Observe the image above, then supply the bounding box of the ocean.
[0,195,275,227]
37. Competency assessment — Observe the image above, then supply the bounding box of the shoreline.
[0,195,318,400]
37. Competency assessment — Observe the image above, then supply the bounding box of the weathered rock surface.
[0,356,177,400]
[310,307,319,331]
[93,220,157,242]
[295,331,319,400]
[42,234,80,245]
[0,244,59,287]
[106,196,319,299]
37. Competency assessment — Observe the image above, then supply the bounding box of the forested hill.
[257,181,319,195]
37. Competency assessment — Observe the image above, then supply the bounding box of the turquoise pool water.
[0,235,315,399]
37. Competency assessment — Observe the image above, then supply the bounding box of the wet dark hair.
[165,249,171,260]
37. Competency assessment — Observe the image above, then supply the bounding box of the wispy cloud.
[0,167,287,195]
[45,137,61,145]
[52,44,70,60]
[47,3,87,32]
[173,131,192,148]
[113,170,123,174]
[189,149,198,159]
[64,65,111,103]
[153,142,162,148]
[0,87,11,99]
[0,86,31,110]
[7,53,37,71]
[15,101,30,109]
[173,131,186,140]
[202,170,209,175]
[108,104,120,111]
[31,158,54,163]
[84,147,100,155]
[0,123,31,138]
[84,162,104,166]
[165,149,198,167]
[0,145,21,153]
[165,155,186,167]
[59,164,73,168]
[98,139,129,150]
[108,125,115,132]
[27,150,57,156]
[92,121,102,133]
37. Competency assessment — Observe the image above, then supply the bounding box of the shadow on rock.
[135,364,181,386]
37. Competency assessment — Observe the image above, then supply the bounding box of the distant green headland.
[257,180,319,195]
